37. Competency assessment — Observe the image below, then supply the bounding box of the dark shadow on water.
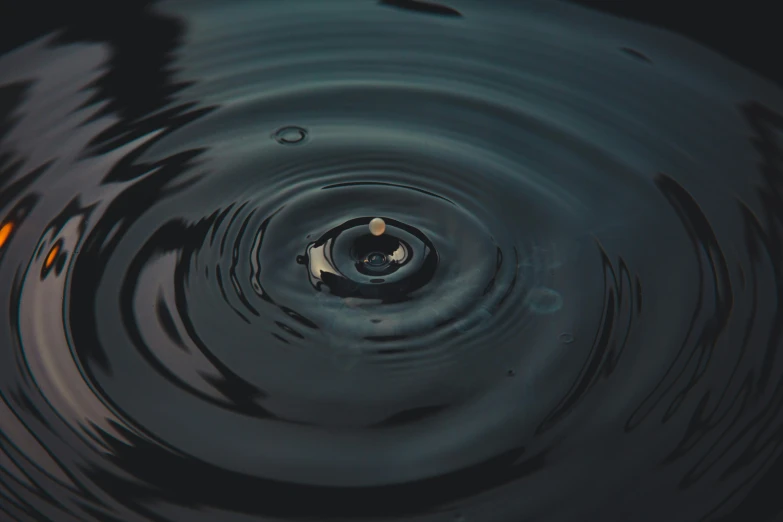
[0,0,184,122]
[379,0,463,17]
[567,1,783,87]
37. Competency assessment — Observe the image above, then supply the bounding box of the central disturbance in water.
[365,252,389,267]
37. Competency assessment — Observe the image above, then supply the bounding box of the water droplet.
[273,125,308,145]
[524,287,562,314]
[369,217,386,236]
[559,332,574,344]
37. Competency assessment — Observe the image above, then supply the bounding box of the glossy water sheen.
[1,1,783,521]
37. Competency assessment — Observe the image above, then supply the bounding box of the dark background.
[568,1,782,87]
[1,1,781,115]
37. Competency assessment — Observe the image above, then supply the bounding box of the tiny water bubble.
[273,125,308,145]
[559,332,575,344]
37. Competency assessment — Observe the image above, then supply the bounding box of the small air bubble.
[273,126,308,145]
[559,332,574,344]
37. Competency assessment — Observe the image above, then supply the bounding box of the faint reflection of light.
[389,242,407,262]
[0,221,13,248]
[19,216,136,453]
[45,242,60,269]
[307,238,340,282]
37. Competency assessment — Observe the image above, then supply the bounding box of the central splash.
[297,216,438,302]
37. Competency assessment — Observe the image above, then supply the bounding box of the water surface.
[1,1,783,521]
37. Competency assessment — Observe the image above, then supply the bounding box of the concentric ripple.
[1,1,783,522]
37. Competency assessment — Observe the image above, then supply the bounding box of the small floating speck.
[273,125,308,145]
[559,332,575,344]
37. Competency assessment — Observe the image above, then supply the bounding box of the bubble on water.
[273,125,308,145]
[559,332,575,344]
[524,287,562,314]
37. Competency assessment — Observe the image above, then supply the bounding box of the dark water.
[1,1,783,521]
